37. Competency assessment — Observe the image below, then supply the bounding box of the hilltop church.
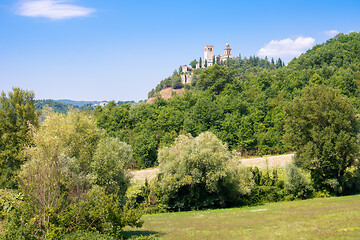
[181,43,232,84]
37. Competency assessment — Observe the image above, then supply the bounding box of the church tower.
[220,43,232,62]
[204,45,214,67]
[224,43,231,58]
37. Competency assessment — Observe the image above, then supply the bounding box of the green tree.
[284,85,359,193]
[10,110,142,239]
[190,59,198,69]
[0,87,38,188]
[91,137,134,198]
[196,64,237,94]
[158,132,253,210]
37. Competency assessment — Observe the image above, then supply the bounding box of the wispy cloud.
[16,0,95,20]
[322,30,339,37]
[258,37,315,58]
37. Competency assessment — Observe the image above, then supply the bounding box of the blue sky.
[0,0,359,101]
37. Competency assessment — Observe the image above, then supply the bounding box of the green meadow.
[124,195,360,240]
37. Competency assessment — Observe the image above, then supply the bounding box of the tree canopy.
[0,88,38,188]
[284,85,359,193]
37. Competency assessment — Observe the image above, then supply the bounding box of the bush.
[0,189,19,220]
[62,231,114,240]
[246,167,285,204]
[285,163,313,199]
[158,132,253,210]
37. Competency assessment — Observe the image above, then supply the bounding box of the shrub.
[285,163,313,199]
[158,132,253,210]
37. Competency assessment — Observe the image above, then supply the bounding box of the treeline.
[35,99,94,113]
[35,99,142,114]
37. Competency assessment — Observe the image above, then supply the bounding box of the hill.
[35,99,73,113]
[56,99,97,106]
[94,32,360,168]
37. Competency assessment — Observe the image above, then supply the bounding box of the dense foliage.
[1,110,142,239]
[158,132,253,210]
[284,85,359,193]
[0,88,39,188]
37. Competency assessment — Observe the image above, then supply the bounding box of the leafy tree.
[91,137,134,198]
[158,132,253,210]
[284,85,359,193]
[196,64,237,94]
[133,131,158,168]
[0,87,38,188]
[190,59,198,69]
[7,110,142,239]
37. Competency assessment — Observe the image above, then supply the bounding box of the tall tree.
[0,88,38,188]
[284,85,359,193]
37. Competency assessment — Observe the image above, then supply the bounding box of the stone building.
[180,65,193,84]
[181,74,193,84]
[204,45,214,67]
[220,43,232,62]
[180,43,233,84]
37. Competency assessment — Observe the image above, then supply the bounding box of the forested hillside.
[94,32,360,168]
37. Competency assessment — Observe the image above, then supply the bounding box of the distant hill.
[56,99,98,106]
[35,99,73,113]
[36,99,142,113]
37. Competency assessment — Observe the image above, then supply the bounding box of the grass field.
[124,195,360,240]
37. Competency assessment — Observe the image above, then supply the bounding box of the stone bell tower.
[220,43,232,62]
[204,45,214,67]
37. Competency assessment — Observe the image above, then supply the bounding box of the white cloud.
[16,0,95,20]
[258,37,315,58]
[322,30,339,37]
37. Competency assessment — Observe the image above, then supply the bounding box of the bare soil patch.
[147,88,185,104]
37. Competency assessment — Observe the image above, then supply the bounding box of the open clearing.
[130,153,295,184]
[124,194,360,239]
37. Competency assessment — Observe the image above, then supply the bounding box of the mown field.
[124,195,360,240]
